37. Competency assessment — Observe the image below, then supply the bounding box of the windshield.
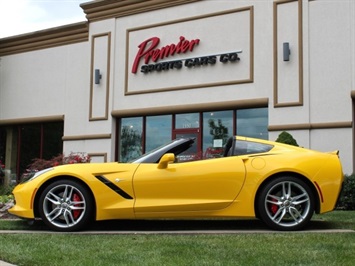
[129,139,177,163]
[130,138,195,164]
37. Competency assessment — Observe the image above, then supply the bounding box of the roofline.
[0,22,88,56]
[81,0,201,22]
[0,0,200,56]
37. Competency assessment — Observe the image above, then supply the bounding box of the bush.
[21,152,91,182]
[337,174,355,210]
[26,152,91,172]
[0,184,14,204]
[275,131,299,146]
[0,184,14,197]
[0,194,13,204]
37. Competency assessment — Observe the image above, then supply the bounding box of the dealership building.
[0,0,354,182]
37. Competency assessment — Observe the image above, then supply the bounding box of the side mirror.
[157,153,175,169]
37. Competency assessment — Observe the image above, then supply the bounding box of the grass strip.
[0,233,355,266]
[0,211,354,265]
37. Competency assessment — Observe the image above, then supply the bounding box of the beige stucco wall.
[1,0,354,172]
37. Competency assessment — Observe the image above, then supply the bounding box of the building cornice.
[0,22,88,56]
[0,115,64,125]
[81,0,201,22]
[111,98,269,117]
[268,121,352,131]
[0,0,200,56]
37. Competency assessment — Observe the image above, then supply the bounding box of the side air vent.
[95,175,133,199]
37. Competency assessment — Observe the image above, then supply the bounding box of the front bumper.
[8,183,36,219]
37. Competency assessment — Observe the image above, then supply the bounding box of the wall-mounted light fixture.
[94,69,102,84]
[283,42,291,61]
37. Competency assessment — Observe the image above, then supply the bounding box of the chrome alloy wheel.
[264,180,311,228]
[42,183,87,229]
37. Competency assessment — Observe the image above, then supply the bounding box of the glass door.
[173,129,201,162]
[173,112,201,161]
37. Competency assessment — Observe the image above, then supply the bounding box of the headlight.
[21,168,54,183]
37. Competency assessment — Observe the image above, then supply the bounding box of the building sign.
[132,36,200,73]
[123,7,253,94]
[132,36,241,74]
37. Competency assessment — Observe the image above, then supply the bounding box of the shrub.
[27,154,64,172]
[337,174,355,210]
[0,184,14,205]
[0,184,14,197]
[275,131,299,146]
[0,194,13,204]
[21,152,91,182]
[26,152,91,172]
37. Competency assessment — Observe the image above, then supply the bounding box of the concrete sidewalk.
[0,260,16,266]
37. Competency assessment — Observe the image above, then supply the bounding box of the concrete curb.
[0,260,16,266]
[0,229,354,235]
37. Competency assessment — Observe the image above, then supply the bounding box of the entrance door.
[173,129,201,161]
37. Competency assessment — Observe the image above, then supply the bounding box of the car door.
[133,156,246,216]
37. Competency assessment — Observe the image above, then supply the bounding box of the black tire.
[38,179,93,232]
[257,176,314,231]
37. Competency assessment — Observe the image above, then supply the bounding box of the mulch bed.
[0,201,17,219]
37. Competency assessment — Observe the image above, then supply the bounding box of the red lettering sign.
[131,36,200,73]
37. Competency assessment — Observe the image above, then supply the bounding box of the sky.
[0,0,88,38]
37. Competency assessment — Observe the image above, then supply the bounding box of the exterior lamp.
[94,69,102,84]
[283,42,290,61]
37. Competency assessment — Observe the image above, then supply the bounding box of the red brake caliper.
[270,198,278,214]
[72,193,81,219]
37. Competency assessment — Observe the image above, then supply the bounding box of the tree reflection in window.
[120,118,142,162]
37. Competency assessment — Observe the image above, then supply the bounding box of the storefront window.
[14,122,64,179]
[0,128,6,170]
[175,113,200,129]
[237,107,268,139]
[120,117,143,162]
[117,108,268,162]
[19,124,41,176]
[203,111,233,158]
[42,122,64,159]
[146,115,172,152]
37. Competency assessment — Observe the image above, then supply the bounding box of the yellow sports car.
[9,136,343,232]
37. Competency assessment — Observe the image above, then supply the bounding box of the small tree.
[275,131,299,146]
[120,126,142,162]
[206,119,229,158]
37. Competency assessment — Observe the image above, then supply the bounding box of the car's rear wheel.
[38,179,93,232]
[257,176,314,231]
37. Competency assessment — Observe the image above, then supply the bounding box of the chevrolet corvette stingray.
[9,136,343,231]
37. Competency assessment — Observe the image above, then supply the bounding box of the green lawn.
[0,211,354,266]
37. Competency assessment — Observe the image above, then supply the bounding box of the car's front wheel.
[257,176,314,231]
[38,179,93,232]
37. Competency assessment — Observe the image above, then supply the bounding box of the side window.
[233,140,273,156]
